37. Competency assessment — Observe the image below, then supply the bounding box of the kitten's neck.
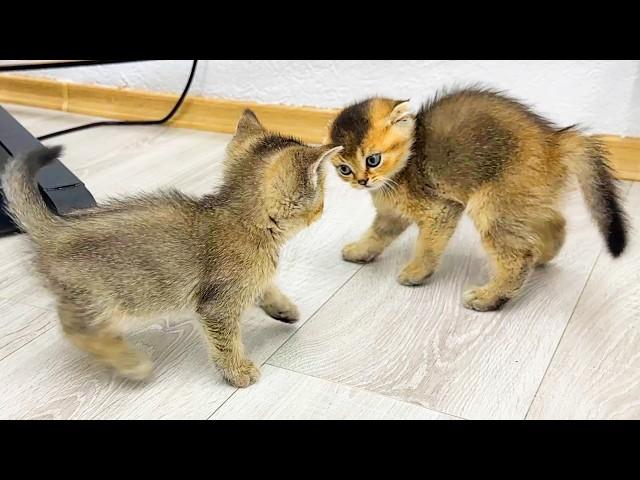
[255,211,294,247]
[201,192,290,249]
[408,115,424,166]
[397,117,425,182]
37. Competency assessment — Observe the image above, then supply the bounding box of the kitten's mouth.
[362,181,385,191]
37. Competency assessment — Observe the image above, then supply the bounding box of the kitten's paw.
[342,241,380,264]
[223,359,261,388]
[261,297,300,324]
[462,286,509,312]
[115,351,154,382]
[397,262,434,286]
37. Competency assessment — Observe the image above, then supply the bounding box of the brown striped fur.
[1,110,343,386]
[329,87,628,311]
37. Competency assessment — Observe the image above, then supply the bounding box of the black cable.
[0,60,199,141]
[0,60,154,73]
[37,60,198,141]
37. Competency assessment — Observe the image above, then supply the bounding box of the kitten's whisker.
[384,177,400,189]
[379,183,394,201]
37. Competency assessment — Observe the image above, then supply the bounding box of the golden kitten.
[1,110,342,386]
[328,87,628,311]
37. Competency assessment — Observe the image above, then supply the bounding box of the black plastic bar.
[0,106,96,235]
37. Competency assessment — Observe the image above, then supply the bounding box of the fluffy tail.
[1,145,63,239]
[558,130,628,257]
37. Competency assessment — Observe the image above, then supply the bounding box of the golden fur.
[1,110,342,386]
[329,88,628,311]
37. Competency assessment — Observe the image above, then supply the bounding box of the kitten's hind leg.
[58,297,153,381]
[196,301,259,388]
[534,211,566,267]
[258,282,299,323]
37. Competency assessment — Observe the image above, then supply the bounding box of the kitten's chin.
[349,183,380,191]
[366,182,386,191]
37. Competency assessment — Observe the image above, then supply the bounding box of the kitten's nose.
[358,179,368,186]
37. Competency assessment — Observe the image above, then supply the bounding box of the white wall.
[6,60,640,136]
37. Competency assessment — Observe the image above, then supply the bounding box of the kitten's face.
[227,110,342,237]
[328,98,415,191]
[264,144,339,235]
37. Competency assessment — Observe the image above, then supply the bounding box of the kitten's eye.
[366,153,382,168]
[338,164,352,176]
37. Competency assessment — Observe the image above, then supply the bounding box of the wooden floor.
[0,105,638,420]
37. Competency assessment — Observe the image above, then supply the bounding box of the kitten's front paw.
[342,241,380,264]
[261,297,300,324]
[223,359,261,388]
[462,286,509,312]
[397,262,434,286]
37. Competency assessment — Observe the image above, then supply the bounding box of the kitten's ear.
[309,145,344,187]
[235,109,264,136]
[313,145,344,167]
[389,100,414,127]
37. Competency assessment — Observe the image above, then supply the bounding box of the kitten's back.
[419,86,556,133]
[413,87,562,187]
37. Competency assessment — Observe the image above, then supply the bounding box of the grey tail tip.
[25,145,64,166]
[39,144,64,161]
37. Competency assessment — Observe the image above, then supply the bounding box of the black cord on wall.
[0,60,199,141]
[0,60,154,73]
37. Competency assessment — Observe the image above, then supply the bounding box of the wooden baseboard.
[591,135,640,181]
[1,74,639,181]
[0,74,336,144]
